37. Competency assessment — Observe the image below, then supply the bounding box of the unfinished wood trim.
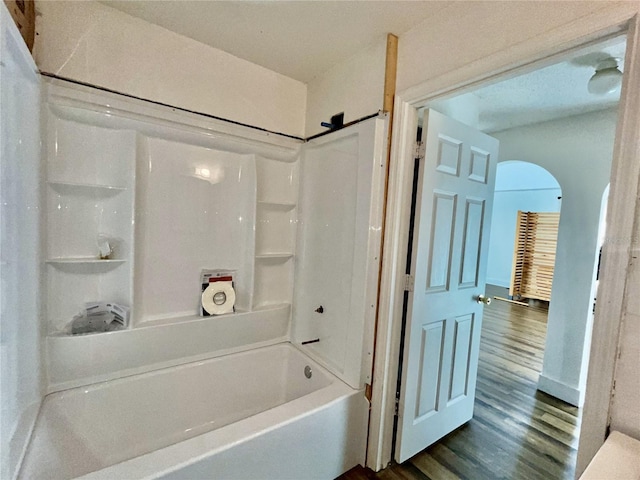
[367,32,399,469]
[577,13,640,477]
[3,0,34,51]
[369,33,398,387]
[367,95,418,472]
[383,34,398,114]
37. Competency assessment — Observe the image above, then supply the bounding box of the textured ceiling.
[101,1,450,83]
[467,36,626,132]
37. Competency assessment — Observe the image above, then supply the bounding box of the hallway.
[342,292,580,480]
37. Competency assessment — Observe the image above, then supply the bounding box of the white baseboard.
[538,374,583,407]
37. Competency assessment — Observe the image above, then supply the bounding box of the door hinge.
[404,274,414,292]
[395,395,400,416]
[414,141,425,160]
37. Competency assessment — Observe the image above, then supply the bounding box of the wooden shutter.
[509,211,560,302]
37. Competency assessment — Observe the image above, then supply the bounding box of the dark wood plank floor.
[340,290,581,480]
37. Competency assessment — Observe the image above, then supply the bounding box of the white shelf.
[255,253,293,260]
[46,258,127,265]
[257,201,296,211]
[48,181,126,193]
[135,305,283,329]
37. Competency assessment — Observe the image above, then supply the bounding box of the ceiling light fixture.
[588,57,623,95]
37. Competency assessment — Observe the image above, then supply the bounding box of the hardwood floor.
[340,291,581,480]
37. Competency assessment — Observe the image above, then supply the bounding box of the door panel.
[448,313,473,403]
[396,109,499,462]
[416,321,445,418]
[460,198,485,288]
[427,191,457,291]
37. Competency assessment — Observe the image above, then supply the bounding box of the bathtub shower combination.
[20,345,368,479]
[15,75,387,479]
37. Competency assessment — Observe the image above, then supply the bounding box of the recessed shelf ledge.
[136,303,289,329]
[48,181,127,193]
[255,253,294,260]
[257,201,296,210]
[45,304,292,392]
[46,257,127,265]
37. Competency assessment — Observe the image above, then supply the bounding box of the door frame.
[367,11,640,477]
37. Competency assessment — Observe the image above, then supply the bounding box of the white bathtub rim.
[46,337,286,395]
[76,380,359,480]
[46,305,291,394]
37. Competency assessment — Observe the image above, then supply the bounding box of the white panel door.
[396,109,499,462]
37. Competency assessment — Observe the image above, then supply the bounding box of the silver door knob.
[476,294,491,305]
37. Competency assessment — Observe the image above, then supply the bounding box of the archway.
[486,160,562,292]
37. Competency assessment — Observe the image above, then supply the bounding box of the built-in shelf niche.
[253,256,294,309]
[256,156,298,204]
[134,138,256,325]
[46,112,134,187]
[47,188,132,259]
[253,156,298,310]
[256,203,296,256]
[45,106,135,334]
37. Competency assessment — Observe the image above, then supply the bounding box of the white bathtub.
[19,343,368,479]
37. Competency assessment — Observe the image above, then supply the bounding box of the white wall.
[305,36,386,137]
[487,161,562,288]
[429,93,480,130]
[34,1,307,138]
[493,108,617,406]
[0,4,44,478]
